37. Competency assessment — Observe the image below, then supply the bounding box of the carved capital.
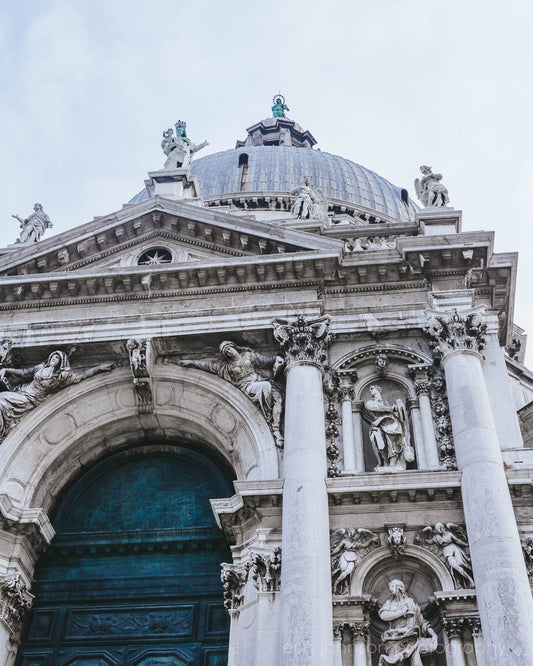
[0,573,33,640]
[347,621,369,642]
[220,563,247,612]
[425,308,487,358]
[272,315,334,368]
[337,383,355,402]
[522,538,533,581]
[248,548,281,592]
[443,617,467,639]
[414,381,432,397]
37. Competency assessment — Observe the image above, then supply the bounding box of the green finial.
[272,93,289,118]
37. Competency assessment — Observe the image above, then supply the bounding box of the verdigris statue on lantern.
[330,528,380,594]
[378,579,438,665]
[364,385,414,471]
[161,120,209,170]
[414,165,449,207]
[272,93,289,118]
[0,351,115,441]
[168,341,285,448]
[11,204,53,244]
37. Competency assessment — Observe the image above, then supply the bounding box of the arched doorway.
[16,444,233,666]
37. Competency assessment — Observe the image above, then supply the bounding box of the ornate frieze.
[330,528,380,595]
[248,548,281,592]
[220,563,247,612]
[416,523,474,589]
[126,337,154,414]
[0,573,33,639]
[272,314,333,368]
[0,349,115,442]
[425,308,487,357]
[167,341,285,448]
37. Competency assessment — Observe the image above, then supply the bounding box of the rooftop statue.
[414,165,450,207]
[0,351,115,441]
[291,176,328,222]
[272,94,289,118]
[364,385,414,471]
[168,341,285,448]
[11,204,52,244]
[161,120,208,170]
[378,579,438,666]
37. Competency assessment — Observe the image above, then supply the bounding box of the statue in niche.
[378,579,438,665]
[364,385,414,472]
[0,351,115,440]
[330,528,380,594]
[11,204,53,244]
[419,522,474,589]
[414,165,449,207]
[169,341,285,448]
[161,120,208,170]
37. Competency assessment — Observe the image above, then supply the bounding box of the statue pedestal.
[416,208,462,235]
[145,168,202,200]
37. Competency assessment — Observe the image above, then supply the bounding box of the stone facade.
[0,110,532,666]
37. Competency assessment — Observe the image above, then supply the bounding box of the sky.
[0,0,532,359]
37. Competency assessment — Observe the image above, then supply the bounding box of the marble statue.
[364,385,414,471]
[309,187,329,223]
[414,165,449,207]
[420,522,474,589]
[272,94,289,118]
[161,121,208,170]
[378,579,438,665]
[291,176,315,219]
[11,204,52,244]
[330,528,380,594]
[0,351,115,440]
[171,341,285,448]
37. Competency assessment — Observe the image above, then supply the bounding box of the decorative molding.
[324,367,341,477]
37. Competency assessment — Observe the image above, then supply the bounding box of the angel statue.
[11,204,53,244]
[364,385,414,471]
[378,579,438,666]
[161,120,209,170]
[167,341,285,448]
[330,528,380,594]
[414,165,449,207]
[0,351,115,441]
[419,522,474,589]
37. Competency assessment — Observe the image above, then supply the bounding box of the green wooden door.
[16,446,232,666]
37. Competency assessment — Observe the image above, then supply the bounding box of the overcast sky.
[1,1,532,359]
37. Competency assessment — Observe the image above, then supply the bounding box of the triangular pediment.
[0,196,343,277]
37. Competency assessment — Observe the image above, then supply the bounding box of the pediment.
[0,196,343,278]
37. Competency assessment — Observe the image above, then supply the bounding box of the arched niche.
[358,547,451,666]
[16,444,233,665]
[0,365,279,514]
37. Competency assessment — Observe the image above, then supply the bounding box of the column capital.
[425,307,487,358]
[337,383,355,402]
[347,621,369,642]
[272,314,334,368]
[0,572,34,643]
[443,617,467,639]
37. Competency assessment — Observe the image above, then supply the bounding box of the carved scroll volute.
[126,338,154,415]
[272,315,334,369]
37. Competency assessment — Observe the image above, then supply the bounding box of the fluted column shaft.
[273,316,334,666]
[426,308,533,666]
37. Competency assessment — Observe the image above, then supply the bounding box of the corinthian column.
[426,307,533,666]
[273,315,334,666]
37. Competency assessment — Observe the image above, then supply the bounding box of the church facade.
[0,101,532,666]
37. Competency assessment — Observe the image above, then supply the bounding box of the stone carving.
[310,187,329,223]
[375,352,389,376]
[347,622,370,641]
[291,176,315,219]
[248,548,281,592]
[443,617,467,639]
[363,385,414,472]
[0,573,33,637]
[0,339,14,368]
[522,538,533,581]
[344,236,397,252]
[161,121,208,170]
[387,526,406,558]
[170,341,285,448]
[0,351,115,441]
[414,165,450,207]
[11,203,53,244]
[429,374,456,469]
[324,367,341,477]
[378,579,438,666]
[417,522,474,589]
[330,528,380,594]
[126,338,153,415]
[272,93,289,118]
[272,314,333,367]
[425,309,487,357]
[220,563,247,611]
